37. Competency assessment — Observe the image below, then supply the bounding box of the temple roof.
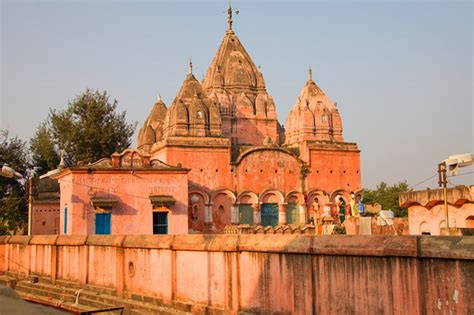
[202,30,263,93]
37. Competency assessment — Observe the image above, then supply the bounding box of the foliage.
[30,121,60,176]
[363,181,410,217]
[46,89,136,166]
[300,162,310,179]
[0,130,29,235]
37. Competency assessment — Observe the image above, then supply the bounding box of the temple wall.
[235,149,302,194]
[307,149,361,195]
[0,234,472,314]
[156,146,232,189]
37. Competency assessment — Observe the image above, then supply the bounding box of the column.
[278,203,286,225]
[299,203,307,225]
[204,204,212,223]
[231,204,239,224]
[252,204,261,225]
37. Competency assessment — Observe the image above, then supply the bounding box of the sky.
[1,0,473,189]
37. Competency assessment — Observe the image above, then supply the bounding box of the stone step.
[0,274,17,288]
[15,281,76,303]
[77,295,118,310]
[8,277,192,315]
[79,290,190,315]
[17,280,77,296]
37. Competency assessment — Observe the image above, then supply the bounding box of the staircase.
[0,274,192,315]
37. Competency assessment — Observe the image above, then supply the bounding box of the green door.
[239,204,253,225]
[286,203,299,225]
[261,203,279,227]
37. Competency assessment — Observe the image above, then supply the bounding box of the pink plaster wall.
[58,170,188,235]
[409,203,474,235]
[0,234,472,314]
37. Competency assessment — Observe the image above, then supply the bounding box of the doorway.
[239,204,253,225]
[261,203,278,227]
[95,212,111,235]
[286,203,298,225]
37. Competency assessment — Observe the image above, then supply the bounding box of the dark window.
[153,212,168,234]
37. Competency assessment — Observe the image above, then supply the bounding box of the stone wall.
[0,234,472,314]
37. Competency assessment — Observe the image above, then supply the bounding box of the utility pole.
[437,162,448,228]
[28,177,33,235]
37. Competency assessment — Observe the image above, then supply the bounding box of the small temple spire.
[188,58,193,75]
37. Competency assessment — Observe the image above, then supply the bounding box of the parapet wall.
[0,234,473,314]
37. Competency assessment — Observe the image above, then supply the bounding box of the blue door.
[261,203,278,227]
[95,212,111,234]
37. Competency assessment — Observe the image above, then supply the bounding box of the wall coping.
[30,235,59,245]
[0,235,472,260]
[56,235,87,246]
[86,235,125,247]
[8,235,32,245]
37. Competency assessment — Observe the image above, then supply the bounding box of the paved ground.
[0,285,71,314]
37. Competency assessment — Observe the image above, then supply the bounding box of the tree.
[363,181,410,217]
[0,130,29,235]
[35,89,136,167]
[30,121,60,176]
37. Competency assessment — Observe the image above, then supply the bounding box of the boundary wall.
[0,234,473,314]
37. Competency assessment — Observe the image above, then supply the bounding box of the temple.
[132,7,361,234]
[48,7,361,235]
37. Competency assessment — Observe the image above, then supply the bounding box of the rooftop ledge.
[399,185,474,209]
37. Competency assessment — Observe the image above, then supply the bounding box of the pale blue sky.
[1,0,473,189]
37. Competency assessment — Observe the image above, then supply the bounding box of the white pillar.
[252,204,261,225]
[204,204,212,223]
[299,203,306,225]
[278,203,286,225]
[231,204,239,224]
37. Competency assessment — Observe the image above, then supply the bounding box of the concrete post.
[278,203,287,225]
[252,204,261,225]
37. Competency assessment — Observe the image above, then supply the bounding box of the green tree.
[0,130,29,235]
[363,181,410,217]
[45,89,136,166]
[30,121,60,176]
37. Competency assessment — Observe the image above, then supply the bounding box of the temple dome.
[202,32,261,93]
[164,63,222,138]
[284,68,344,146]
[137,95,168,150]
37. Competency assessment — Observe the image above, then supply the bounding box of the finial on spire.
[188,58,193,75]
[308,66,313,82]
[226,1,239,33]
[157,93,162,102]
